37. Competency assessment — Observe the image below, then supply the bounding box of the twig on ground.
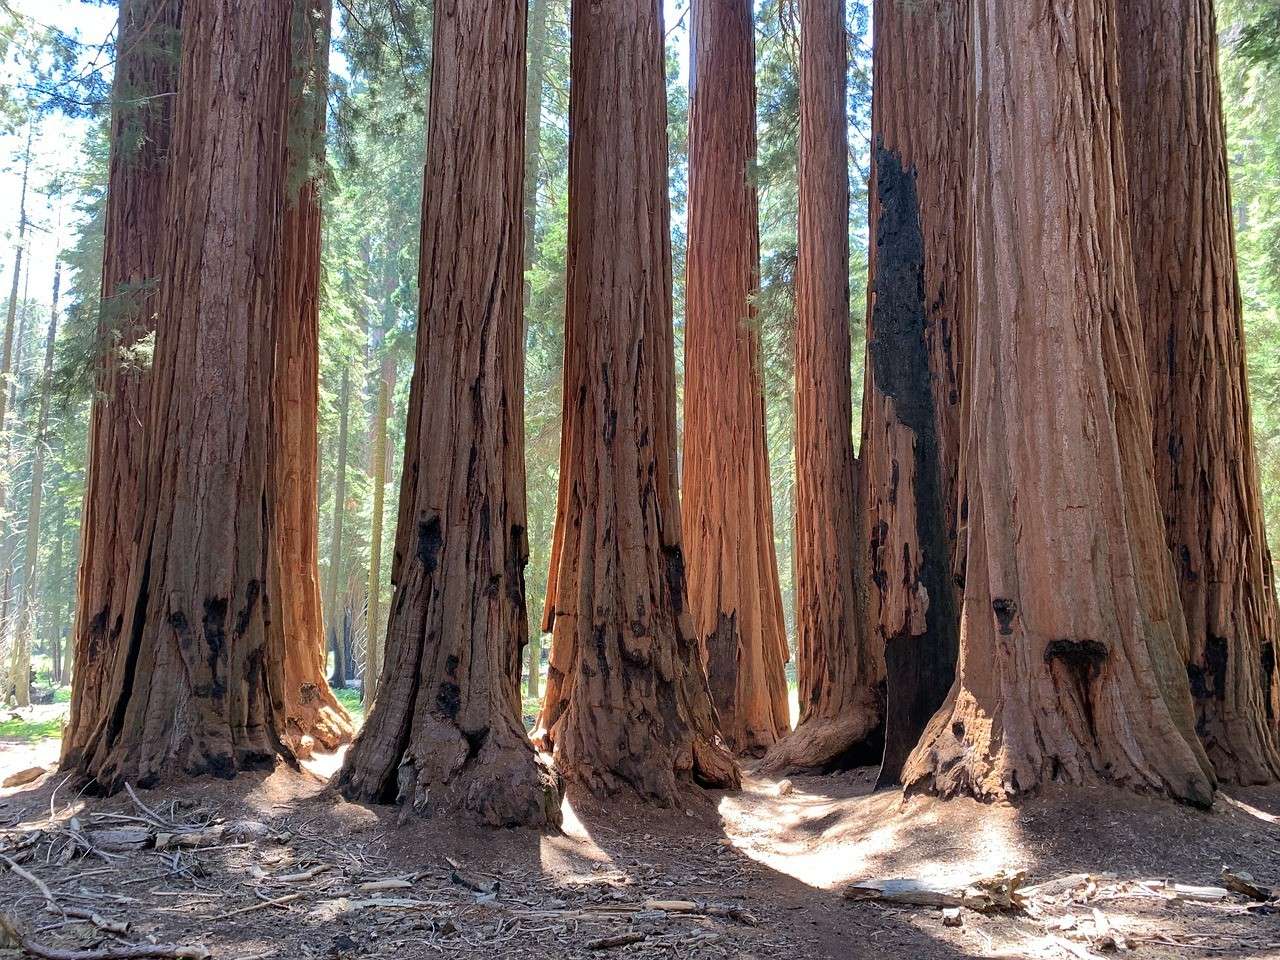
[0,910,209,959]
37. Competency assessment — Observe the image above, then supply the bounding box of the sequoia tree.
[681,0,789,756]
[338,0,561,828]
[860,0,968,786]
[69,0,294,790]
[764,0,881,772]
[534,0,739,802]
[1118,0,1280,783]
[62,0,182,765]
[902,0,1215,807]
[276,0,353,754]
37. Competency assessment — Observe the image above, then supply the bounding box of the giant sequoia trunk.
[338,0,561,828]
[276,0,353,754]
[681,0,789,757]
[534,0,739,803]
[1118,0,1280,784]
[62,0,181,766]
[860,0,968,787]
[69,0,294,790]
[902,0,1215,808]
[764,0,882,773]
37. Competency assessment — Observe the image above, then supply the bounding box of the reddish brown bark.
[534,0,739,803]
[859,0,968,786]
[764,0,882,773]
[681,0,789,757]
[62,0,182,766]
[1118,0,1280,784]
[277,0,353,755]
[338,0,560,827]
[69,0,294,790]
[902,0,1215,807]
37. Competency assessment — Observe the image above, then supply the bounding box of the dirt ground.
[0,741,1278,960]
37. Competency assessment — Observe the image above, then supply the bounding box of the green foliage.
[1222,0,1280,556]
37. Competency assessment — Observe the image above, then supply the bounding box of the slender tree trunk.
[338,0,561,826]
[682,0,789,757]
[363,353,393,707]
[62,0,182,766]
[325,362,352,688]
[276,0,352,754]
[69,0,294,791]
[534,0,739,803]
[523,0,549,703]
[49,493,65,686]
[0,121,32,443]
[902,0,1215,808]
[764,0,882,773]
[1118,0,1280,784]
[860,0,969,787]
[11,261,60,708]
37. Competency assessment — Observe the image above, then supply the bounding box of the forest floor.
[0,738,1278,960]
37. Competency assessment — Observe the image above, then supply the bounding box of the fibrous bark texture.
[62,0,181,766]
[534,0,739,803]
[70,0,294,791]
[764,0,882,773]
[337,0,561,828]
[860,0,968,787]
[681,0,789,757]
[902,0,1215,808]
[1118,0,1280,784]
[276,0,353,754]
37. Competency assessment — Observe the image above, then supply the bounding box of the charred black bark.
[868,144,960,788]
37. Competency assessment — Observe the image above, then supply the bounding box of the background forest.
[0,0,1274,722]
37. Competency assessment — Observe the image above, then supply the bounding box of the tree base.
[901,691,1216,810]
[340,718,563,829]
[283,688,354,754]
[759,708,883,774]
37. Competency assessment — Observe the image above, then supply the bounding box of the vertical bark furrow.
[682,0,789,756]
[1118,0,1280,784]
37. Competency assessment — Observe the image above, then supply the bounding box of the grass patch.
[333,686,365,727]
[0,714,63,741]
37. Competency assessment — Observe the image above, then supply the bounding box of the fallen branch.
[1,853,62,914]
[586,932,646,950]
[843,872,1027,914]
[1221,868,1279,902]
[0,912,209,959]
[211,893,301,920]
